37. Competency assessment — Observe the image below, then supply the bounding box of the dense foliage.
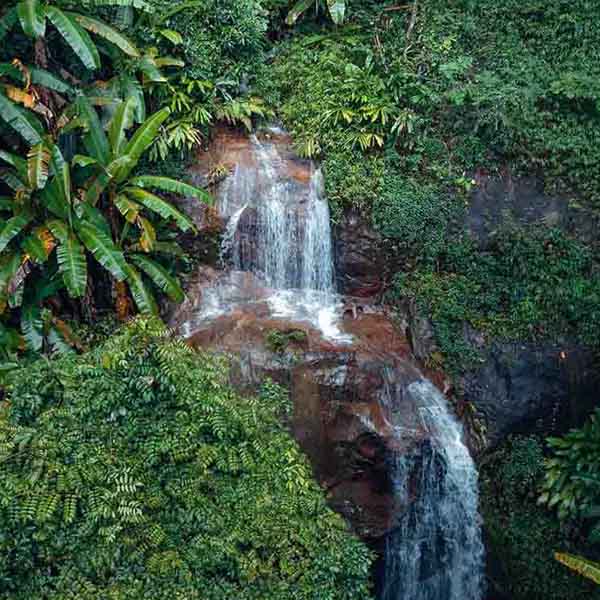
[394,226,600,371]
[263,0,600,371]
[541,409,600,533]
[0,0,214,360]
[0,318,373,599]
[480,436,600,600]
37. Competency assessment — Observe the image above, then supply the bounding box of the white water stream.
[188,130,484,599]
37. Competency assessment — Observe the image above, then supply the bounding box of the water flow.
[242,136,334,293]
[381,378,485,600]
[211,133,348,341]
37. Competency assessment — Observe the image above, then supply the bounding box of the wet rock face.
[463,341,598,447]
[333,210,388,299]
[175,298,426,542]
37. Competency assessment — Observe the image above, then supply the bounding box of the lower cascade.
[380,379,485,600]
[176,128,485,599]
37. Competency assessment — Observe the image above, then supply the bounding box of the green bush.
[481,436,600,600]
[394,226,600,371]
[541,410,600,526]
[0,318,373,599]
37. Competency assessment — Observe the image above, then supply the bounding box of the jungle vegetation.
[1,1,599,599]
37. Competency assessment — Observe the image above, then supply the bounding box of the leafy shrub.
[540,410,600,526]
[480,436,600,600]
[394,226,600,371]
[0,318,373,599]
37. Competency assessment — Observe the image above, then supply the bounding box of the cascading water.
[179,128,485,600]
[194,131,348,341]
[380,378,485,600]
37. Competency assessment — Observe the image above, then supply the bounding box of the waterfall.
[181,130,485,599]
[207,132,347,341]
[225,135,335,293]
[381,379,485,600]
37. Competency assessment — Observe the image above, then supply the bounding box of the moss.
[265,328,308,353]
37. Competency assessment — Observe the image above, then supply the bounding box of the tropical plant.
[0,317,374,599]
[0,0,210,354]
[0,99,210,330]
[540,410,600,523]
[286,0,346,25]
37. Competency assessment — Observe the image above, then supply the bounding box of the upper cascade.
[220,133,335,293]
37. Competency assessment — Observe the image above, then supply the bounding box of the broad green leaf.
[75,220,127,281]
[56,233,87,297]
[138,56,167,83]
[555,553,600,584]
[125,187,194,232]
[108,97,136,157]
[45,7,100,70]
[131,254,184,302]
[47,218,68,243]
[130,175,212,204]
[17,0,46,39]
[75,95,110,165]
[0,149,28,180]
[0,197,12,212]
[124,263,158,315]
[41,180,69,220]
[155,57,185,68]
[70,13,140,57]
[123,107,170,162]
[105,154,136,185]
[77,204,111,236]
[0,214,31,253]
[327,0,346,24]
[286,0,313,25]
[84,171,112,205]
[50,144,71,207]
[72,154,98,168]
[160,29,183,45]
[115,194,140,223]
[121,76,145,123]
[0,92,43,145]
[27,143,50,190]
[30,67,73,94]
